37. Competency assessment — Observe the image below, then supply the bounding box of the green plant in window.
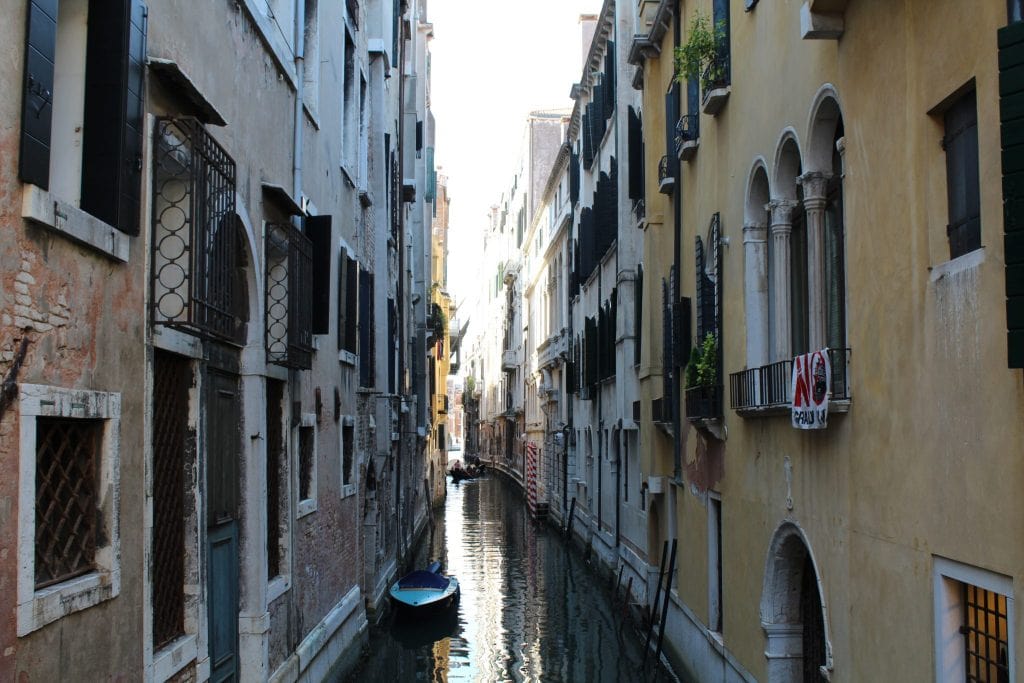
[674,11,728,94]
[685,332,718,389]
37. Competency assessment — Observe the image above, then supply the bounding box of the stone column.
[743,222,770,368]
[798,172,831,350]
[768,200,798,361]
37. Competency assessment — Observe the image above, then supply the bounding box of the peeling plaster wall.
[0,5,148,679]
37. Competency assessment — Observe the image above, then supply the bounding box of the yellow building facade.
[635,0,1023,680]
[429,173,454,507]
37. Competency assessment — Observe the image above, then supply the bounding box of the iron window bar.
[685,384,724,421]
[675,114,699,155]
[961,583,1009,683]
[35,418,101,589]
[265,222,314,369]
[729,359,793,410]
[700,45,731,102]
[729,347,852,411]
[151,117,240,343]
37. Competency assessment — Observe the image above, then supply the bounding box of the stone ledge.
[22,184,130,263]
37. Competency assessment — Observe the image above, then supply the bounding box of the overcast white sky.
[428,0,600,319]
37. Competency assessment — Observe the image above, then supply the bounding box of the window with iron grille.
[152,118,240,342]
[35,418,101,588]
[152,351,191,649]
[934,558,1014,683]
[943,88,981,260]
[17,384,121,637]
[962,584,1010,683]
[266,379,285,579]
[265,222,314,369]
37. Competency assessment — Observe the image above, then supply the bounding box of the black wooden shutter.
[674,296,692,370]
[943,90,981,259]
[570,150,580,205]
[346,256,358,352]
[635,265,643,366]
[1001,20,1024,366]
[342,248,350,350]
[306,215,332,335]
[358,267,375,386]
[19,0,58,189]
[664,84,679,178]
[661,278,673,405]
[695,236,716,341]
[628,107,644,201]
[81,0,148,235]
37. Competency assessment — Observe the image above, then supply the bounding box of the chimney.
[580,14,599,69]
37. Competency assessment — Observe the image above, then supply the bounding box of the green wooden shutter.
[81,0,148,235]
[1000,21,1024,366]
[19,0,58,189]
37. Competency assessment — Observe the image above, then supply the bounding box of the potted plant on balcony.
[685,332,720,420]
[674,11,729,115]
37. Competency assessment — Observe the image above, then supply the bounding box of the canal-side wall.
[270,586,368,683]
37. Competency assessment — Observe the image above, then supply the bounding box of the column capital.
[767,199,799,227]
[797,171,832,207]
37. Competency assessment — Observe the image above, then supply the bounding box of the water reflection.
[344,475,665,682]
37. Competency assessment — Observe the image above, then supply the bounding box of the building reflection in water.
[344,476,666,682]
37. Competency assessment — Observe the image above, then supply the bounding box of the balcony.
[684,384,724,421]
[537,332,567,370]
[801,0,847,39]
[729,348,852,417]
[729,359,792,415]
[675,114,699,161]
[502,348,517,371]
[265,222,314,369]
[700,49,731,116]
[658,155,675,195]
[151,117,243,344]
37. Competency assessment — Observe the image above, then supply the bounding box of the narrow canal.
[342,473,675,682]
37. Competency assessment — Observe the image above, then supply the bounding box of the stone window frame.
[340,415,357,498]
[933,556,1016,683]
[16,383,121,636]
[296,412,318,518]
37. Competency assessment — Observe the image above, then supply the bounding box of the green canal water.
[342,474,677,682]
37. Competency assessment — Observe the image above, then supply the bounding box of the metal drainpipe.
[395,3,408,567]
[597,265,602,532]
[292,0,305,203]
[668,4,682,548]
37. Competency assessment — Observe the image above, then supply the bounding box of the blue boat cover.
[397,569,450,590]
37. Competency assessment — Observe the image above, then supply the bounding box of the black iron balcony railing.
[674,114,699,155]
[685,384,724,421]
[265,222,314,369]
[700,47,731,99]
[729,348,852,412]
[151,117,240,343]
[658,155,675,194]
[730,359,792,411]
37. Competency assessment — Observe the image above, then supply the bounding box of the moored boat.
[388,560,460,610]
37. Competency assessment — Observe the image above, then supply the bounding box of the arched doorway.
[761,522,830,682]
